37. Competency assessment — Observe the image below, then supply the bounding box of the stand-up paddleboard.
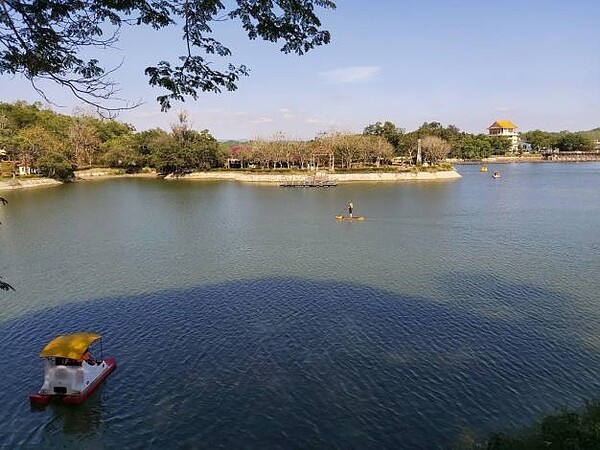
[335,215,365,221]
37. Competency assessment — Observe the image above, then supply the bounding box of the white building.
[488,120,519,153]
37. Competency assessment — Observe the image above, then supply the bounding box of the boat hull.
[29,357,117,405]
[335,215,365,221]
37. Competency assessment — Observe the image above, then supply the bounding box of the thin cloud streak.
[319,66,381,84]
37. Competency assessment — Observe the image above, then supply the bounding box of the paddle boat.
[335,215,365,221]
[492,171,501,179]
[29,332,116,405]
[480,165,488,172]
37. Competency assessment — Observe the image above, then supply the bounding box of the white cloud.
[248,116,274,124]
[305,117,339,126]
[319,66,381,84]
[278,108,295,119]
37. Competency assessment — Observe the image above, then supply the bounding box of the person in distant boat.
[347,201,354,218]
[83,350,95,365]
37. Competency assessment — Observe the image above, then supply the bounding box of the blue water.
[1,163,600,448]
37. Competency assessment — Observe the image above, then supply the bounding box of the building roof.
[488,120,517,130]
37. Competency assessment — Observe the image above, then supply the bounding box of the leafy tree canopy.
[0,0,336,113]
[363,121,404,151]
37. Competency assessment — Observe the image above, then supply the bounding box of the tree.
[170,111,219,170]
[68,119,101,168]
[149,133,181,174]
[1,0,336,112]
[416,122,444,138]
[522,130,557,152]
[147,113,219,174]
[18,125,64,170]
[363,121,404,152]
[101,135,143,170]
[556,133,593,152]
[37,151,74,180]
[456,134,492,159]
[420,135,451,165]
[488,135,511,155]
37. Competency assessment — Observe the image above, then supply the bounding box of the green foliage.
[456,134,493,159]
[489,135,512,155]
[556,132,594,152]
[579,127,600,141]
[1,101,598,177]
[1,0,335,111]
[522,130,596,153]
[37,152,74,181]
[522,130,557,152]
[101,135,143,171]
[363,121,404,152]
[484,401,600,450]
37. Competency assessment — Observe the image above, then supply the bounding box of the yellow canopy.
[39,332,101,359]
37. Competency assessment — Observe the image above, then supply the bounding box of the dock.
[279,176,337,188]
[543,151,600,162]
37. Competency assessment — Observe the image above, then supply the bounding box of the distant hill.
[580,127,600,141]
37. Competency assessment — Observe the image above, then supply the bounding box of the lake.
[1,163,600,448]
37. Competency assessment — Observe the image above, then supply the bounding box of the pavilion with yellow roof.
[488,120,519,153]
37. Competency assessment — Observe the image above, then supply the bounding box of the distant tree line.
[363,120,598,160]
[1,102,598,181]
[0,102,221,180]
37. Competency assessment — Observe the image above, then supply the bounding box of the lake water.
[1,163,600,448]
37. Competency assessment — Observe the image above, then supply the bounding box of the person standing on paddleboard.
[347,201,354,218]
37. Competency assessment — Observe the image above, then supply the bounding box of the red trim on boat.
[29,357,117,405]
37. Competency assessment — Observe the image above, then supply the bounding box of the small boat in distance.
[335,215,365,221]
[29,332,117,405]
[492,171,501,179]
[480,165,488,172]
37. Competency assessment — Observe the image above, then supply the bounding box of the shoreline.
[5,157,600,191]
[75,167,464,184]
[0,178,62,192]
[170,169,462,183]
[1,168,462,191]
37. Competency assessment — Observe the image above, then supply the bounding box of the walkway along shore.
[0,177,62,191]
[172,169,462,183]
[1,168,462,191]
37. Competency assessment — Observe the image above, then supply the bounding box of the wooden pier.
[544,151,600,162]
[280,175,337,187]
[279,179,337,188]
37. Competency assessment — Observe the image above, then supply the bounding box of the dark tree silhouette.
[0,0,336,113]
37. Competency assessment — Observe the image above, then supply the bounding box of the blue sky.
[1,0,599,140]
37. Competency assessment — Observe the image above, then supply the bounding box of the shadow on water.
[30,394,103,436]
[2,276,599,448]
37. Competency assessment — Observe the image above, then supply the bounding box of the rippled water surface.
[1,163,600,448]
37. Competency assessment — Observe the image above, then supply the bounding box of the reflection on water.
[2,276,600,448]
[36,395,103,436]
[1,163,600,447]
